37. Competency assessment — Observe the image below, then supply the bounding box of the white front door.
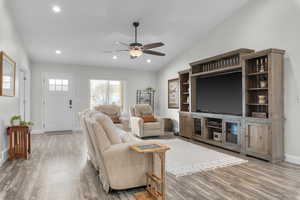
[43,73,74,132]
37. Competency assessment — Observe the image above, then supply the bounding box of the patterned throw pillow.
[110,116,121,124]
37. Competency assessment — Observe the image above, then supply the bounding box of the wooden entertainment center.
[179,48,285,163]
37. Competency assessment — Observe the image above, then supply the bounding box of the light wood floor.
[1,132,300,200]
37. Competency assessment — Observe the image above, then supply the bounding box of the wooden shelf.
[146,172,162,184]
[191,65,241,77]
[207,139,222,144]
[247,71,268,76]
[207,125,222,130]
[248,88,268,91]
[179,70,191,112]
[247,103,268,106]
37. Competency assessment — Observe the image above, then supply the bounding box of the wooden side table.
[130,142,170,200]
[7,126,31,160]
[162,118,173,132]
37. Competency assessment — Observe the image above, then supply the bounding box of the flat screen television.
[196,72,242,116]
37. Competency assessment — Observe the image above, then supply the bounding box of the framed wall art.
[0,51,16,97]
[168,78,179,109]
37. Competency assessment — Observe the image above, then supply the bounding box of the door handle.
[69,99,72,109]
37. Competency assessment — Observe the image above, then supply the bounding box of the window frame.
[90,79,124,109]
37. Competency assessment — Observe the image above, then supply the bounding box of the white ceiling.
[8,0,248,71]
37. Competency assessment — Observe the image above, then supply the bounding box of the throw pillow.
[110,116,121,124]
[142,115,156,123]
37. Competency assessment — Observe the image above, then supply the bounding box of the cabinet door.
[245,123,271,156]
[180,114,194,138]
[224,121,240,147]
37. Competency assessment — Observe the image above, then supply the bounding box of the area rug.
[154,139,247,177]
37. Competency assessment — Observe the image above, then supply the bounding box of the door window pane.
[48,79,69,92]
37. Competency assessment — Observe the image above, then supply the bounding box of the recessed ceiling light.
[52,5,61,13]
[147,59,151,63]
[55,50,62,55]
[113,55,117,60]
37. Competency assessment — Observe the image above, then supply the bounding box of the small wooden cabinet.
[7,126,31,160]
[245,122,271,159]
[179,113,194,139]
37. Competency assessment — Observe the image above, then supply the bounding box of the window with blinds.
[90,80,123,109]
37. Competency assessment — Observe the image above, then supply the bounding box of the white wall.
[0,0,30,164]
[157,0,300,162]
[31,63,157,131]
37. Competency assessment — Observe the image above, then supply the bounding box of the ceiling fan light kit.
[109,22,166,59]
[129,48,143,57]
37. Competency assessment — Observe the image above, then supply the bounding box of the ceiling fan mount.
[133,21,139,28]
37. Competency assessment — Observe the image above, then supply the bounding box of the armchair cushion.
[143,121,162,130]
[134,104,153,117]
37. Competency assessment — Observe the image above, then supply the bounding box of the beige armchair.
[130,104,164,138]
[79,109,151,192]
[94,104,130,131]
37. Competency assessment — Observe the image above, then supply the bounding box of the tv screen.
[196,72,242,115]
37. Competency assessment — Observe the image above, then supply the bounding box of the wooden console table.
[7,126,31,160]
[130,142,170,200]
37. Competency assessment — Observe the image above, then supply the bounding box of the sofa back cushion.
[134,104,153,117]
[92,112,122,144]
[86,118,111,153]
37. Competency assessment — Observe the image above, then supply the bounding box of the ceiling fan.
[107,22,165,59]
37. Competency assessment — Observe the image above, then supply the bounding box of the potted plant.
[20,121,34,130]
[10,115,21,126]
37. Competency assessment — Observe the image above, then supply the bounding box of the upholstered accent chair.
[94,104,130,131]
[79,110,151,192]
[130,104,164,138]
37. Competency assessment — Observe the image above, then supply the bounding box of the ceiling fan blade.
[102,50,128,53]
[142,42,164,50]
[143,50,165,56]
[116,41,130,46]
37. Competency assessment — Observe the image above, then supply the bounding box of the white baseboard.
[285,154,300,165]
[72,128,82,132]
[31,129,45,134]
[0,148,9,167]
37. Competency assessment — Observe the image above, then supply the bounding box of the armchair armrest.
[155,116,165,132]
[130,116,144,137]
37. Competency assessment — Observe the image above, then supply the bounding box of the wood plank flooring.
[0,132,300,200]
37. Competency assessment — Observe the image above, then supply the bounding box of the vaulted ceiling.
[7,0,248,71]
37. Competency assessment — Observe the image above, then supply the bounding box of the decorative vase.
[258,95,266,104]
[260,80,267,88]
